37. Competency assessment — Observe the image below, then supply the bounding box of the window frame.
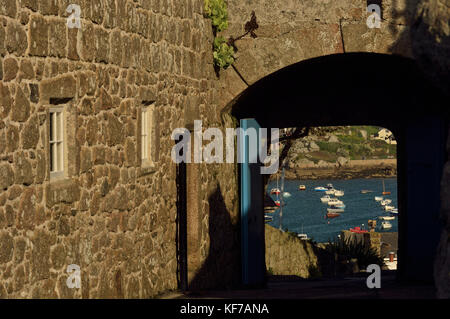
[49,106,67,181]
[140,104,154,168]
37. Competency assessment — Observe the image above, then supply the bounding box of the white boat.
[320,195,332,203]
[298,185,306,191]
[270,188,281,195]
[380,199,392,206]
[314,186,328,191]
[327,198,344,206]
[374,196,383,201]
[334,190,344,197]
[333,203,346,209]
[283,192,291,198]
[325,189,336,195]
[388,208,398,215]
[326,183,334,189]
[297,234,308,240]
[384,205,395,211]
[379,216,395,221]
[381,221,392,229]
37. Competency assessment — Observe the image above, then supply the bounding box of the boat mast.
[279,167,285,231]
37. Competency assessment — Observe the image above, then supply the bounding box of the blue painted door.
[239,119,265,286]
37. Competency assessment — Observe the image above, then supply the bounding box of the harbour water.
[267,178,398,243]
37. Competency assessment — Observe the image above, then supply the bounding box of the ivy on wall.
[204,0,235,70]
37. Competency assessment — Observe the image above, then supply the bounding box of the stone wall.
[265,225,320,278]
[0,0,240,298]
[217,0,417,110]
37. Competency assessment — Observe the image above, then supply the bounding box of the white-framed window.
[141,105,153,166]
[49,107,65,179]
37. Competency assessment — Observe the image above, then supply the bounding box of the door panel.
[239,119,265,286]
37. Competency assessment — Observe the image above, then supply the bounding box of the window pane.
[51,143,56,172]
[57,142,63,172]
[56,112,62,141]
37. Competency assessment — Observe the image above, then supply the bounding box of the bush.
[325,237,383,269]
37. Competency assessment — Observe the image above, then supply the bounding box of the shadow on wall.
[188,185,241,290]
[388,0,450,97]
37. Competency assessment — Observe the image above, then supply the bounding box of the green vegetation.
[326,237,384,269]
[204,0,235,69]
[291,126,397,163]
[213,37,235,69]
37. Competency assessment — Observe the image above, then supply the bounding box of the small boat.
[264,215,273,223]
[381,221,392,229]
[325,189,336,195]
[384,205,395,211]
[349,226,368,234]
[270,188,281,195]
[361,190,373,194]
[298,185,306,191]
[274,200,285,207]
[283,192,291,198]
[326,183,334,189]
[334,190,344,197]
[297,233,308,240]
[388,208,398,215]
[320,195,332,203]
[379,216,395,221]
[327,198,344,206]
[382,179,391,195]
[314,186,328,192]
[333,203,346,209]
[380,199,392,206]
[326,212,341,219]
[327,207,345,213]
[264,207,278,214]
[374,196,383,201]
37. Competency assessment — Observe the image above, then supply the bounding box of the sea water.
[267,178,398,243]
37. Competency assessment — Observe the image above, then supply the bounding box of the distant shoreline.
[276,159,397,180]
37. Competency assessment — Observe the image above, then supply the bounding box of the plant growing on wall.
[204,0,235,69]
[204,1,259,71]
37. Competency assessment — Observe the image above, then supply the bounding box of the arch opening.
[227,53,448,293]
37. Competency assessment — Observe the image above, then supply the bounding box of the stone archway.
[222,52,448,285]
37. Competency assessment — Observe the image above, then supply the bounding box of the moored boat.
[327,207,345,213]
[380,199,392,206]
[327,198,344,206]
[379,216,395,221]
[326,212,341,218]
[384,205,395,211]
[320,195,331,203]
[349,226,368,233]
[298,185,306,191]
[270,188,281,195]
[361,190,373,194]
[334,190,344,197]
[381,221,392,229]
[283,192,291,198]
[264,215,273,223]
[388,208,398,215]
[314,186,328,192]
[325,189,336,195]
[374,196,383,201]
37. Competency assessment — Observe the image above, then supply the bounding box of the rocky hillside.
[286,126,397,170]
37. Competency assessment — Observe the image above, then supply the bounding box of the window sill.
[138,162,157,177]
[50,171,67,182]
